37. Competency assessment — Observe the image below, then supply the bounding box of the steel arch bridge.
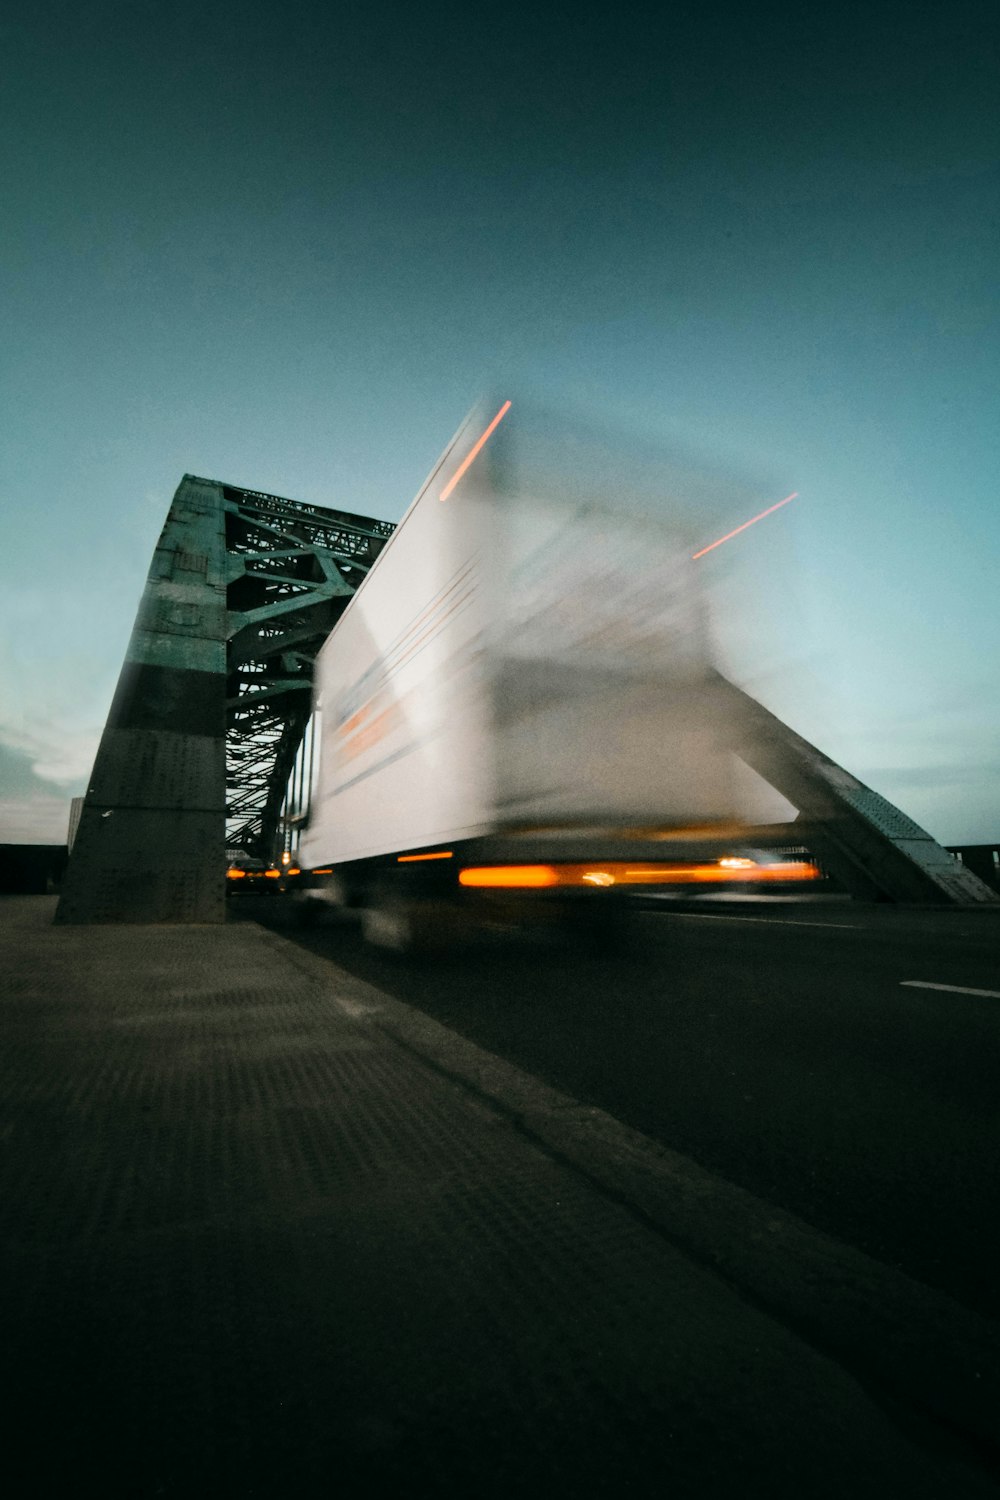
[56,470,997,924]
[56,476,394,923]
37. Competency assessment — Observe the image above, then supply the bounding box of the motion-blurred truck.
[295,399,817,950]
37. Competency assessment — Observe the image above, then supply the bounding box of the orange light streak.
[397,851,454,863]
[691,492,799,560]
[459,860,819,888]
[459,865,560,888]
[440,400,512,501]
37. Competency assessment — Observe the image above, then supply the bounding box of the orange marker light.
[692,492,799,559]
[226,868,247,879]
[398,851,454,863]
[440,401,512,501]
[459,865,561,888]
[264,869,281,879]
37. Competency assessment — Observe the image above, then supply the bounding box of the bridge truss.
[56,476,393,923]
[223,483,393,859]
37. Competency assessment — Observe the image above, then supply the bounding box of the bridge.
[56,475,996,923]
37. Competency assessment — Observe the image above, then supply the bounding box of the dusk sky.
[3,0,998,845]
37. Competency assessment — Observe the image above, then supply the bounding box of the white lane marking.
[653,913,862,930]
[900,981,1000,999]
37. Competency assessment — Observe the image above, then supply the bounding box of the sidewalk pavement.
[1,896,997,1497]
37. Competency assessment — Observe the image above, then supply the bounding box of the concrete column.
[56,478,228,923]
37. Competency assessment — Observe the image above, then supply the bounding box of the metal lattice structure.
[56,476,393,923]
[222,483,393,860]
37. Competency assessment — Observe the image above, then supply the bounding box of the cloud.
[0,743,85,844]
[0,792,76,845]
[0,741,54,797]
[0,722,99,788]
[0,574,121,788]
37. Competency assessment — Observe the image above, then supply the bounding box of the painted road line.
[901,981,1000,999]
[654,913,862,930]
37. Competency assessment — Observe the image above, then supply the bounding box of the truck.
[295,398,818,950]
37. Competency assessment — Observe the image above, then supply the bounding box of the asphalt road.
[251,895,1000,1319]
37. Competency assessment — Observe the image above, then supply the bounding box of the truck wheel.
[361,889,456,957]
[361,897,413,952]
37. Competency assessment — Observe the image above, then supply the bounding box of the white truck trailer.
[296,399,816,949]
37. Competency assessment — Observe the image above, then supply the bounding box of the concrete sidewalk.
[1,897,996,1497]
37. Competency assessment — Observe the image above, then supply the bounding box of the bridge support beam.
[56,476,394,924]
[718,676,998,905]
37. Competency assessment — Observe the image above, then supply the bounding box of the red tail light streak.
[440,400,512,501]
[692,492,799,560]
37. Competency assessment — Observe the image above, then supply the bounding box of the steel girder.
[714,674,999,904]
[222,482,394,860]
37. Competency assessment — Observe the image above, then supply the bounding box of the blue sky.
[3,0,998,844]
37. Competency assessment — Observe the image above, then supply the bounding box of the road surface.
[261,896,1000,1318]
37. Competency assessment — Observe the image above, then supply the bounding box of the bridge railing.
[946,845,1000,892]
